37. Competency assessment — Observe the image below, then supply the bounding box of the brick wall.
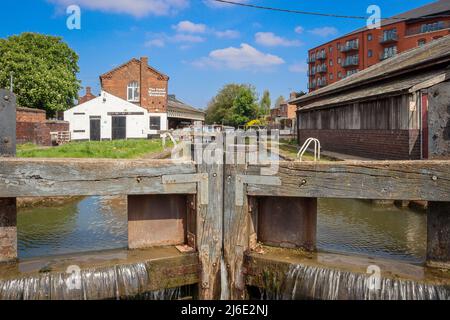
[298,129,421,160]
[100,57,168,113]
[16,107,46,123]
[46,120,69,133]
[16,122,51,146]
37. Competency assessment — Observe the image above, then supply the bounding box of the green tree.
[205,84,258,127]
[274,95,285,109]
[0,32,80,116]
[259,89,271,116]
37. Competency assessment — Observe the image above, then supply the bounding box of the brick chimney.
[140,57,149,107]
[78,86,96,105]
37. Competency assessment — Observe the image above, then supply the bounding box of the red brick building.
[308,0,450,91]
[100,57,169,114]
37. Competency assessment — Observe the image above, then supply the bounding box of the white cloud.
[214,29,240,39]
[308,26,339,37]
[145,32,206,48]
[145,38,165,47]
[255,32,302,47]
[294,26,304,34]
[49,0,189,17]
[172,20,207,33]
[288,62,307,73]
[193,43,285,70]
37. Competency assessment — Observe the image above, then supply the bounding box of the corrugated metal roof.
[167,95,205,114]
[298,70,449,111]
[292,35,450,108]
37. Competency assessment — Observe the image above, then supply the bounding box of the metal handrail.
[297,137,321,162]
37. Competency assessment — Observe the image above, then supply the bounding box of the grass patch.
[17,139,169,159]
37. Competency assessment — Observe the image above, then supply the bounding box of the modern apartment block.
[307,0,450,91]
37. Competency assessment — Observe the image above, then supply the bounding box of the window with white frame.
[127,81,139,102]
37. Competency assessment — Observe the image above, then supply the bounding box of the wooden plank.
[427,202,450,269]
[196,162,223,300]
[246,161,450,201]
[223,164,251,300]
[0,159,197,197]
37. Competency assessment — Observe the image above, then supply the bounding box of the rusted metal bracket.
[0,89,16,157]
[235,175,281,206]
[162,173,209,205]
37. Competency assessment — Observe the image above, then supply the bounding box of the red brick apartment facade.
[308,0,450,91]
[100,57,169,114]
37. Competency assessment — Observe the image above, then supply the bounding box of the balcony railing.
[342,57,359,68]
[316,51,327,60]
[406,21,450,37]
[307,56,316,64]
[380,34,398,44]
[340,42,359,53]
[316,65,327,74]
[317,79,328,87]
[380,51,397,61]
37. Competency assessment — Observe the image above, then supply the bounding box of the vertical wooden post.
[223,163,250,300]
[427,201,450,269]
[0,89,17,262]
[197,156,223,299]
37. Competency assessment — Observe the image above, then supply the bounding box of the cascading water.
[0,261,192,300]
[257,264,450,300]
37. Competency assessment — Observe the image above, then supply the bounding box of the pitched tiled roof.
[99,58,169,80]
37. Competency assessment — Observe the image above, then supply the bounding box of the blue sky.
[0,0,434,108]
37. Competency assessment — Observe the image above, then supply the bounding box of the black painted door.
[90,118,101,141]
[111,116,126,140]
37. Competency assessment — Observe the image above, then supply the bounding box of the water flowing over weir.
[245,247,450,301]
[255,264,450,300]
[0,248,199,300]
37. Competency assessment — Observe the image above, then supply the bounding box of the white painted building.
[64,91,167,141]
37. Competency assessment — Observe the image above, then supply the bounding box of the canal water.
[17,197,426,263]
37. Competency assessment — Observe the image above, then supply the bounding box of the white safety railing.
[297,138,321,162]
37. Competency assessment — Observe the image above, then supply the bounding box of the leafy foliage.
[205,83,259,127]
[259,89,271,117]
[0,32,80,116]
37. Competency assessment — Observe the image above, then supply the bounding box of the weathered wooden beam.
[128,195,187,249]
[427,202,450,269]
[0,159,197,197]
[246,161,450,201]
[223,163,251,300]
[197,162,223,300]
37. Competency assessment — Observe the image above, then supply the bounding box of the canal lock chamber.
[0,194,200,300]
[244,196,450,300]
